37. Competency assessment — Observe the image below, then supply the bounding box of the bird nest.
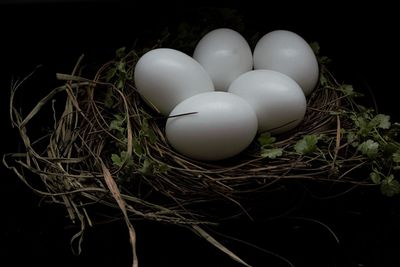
[4,36,400,267]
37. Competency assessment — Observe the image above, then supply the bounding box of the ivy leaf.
[370,171,381,184]
[381,175,400,197]
[258,132,276,147]
[261,148,283,159]
[294,135,321,155]
[357,139,379,158]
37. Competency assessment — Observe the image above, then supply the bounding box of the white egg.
[166,92,258,161]
[228,70,307,134]
[193,28,253,91]
[134,48,214,115]
[253,30,319,96]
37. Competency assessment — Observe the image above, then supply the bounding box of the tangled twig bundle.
[5,44,399,266]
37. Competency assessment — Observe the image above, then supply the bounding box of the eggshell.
[134,48,214,115]
[228,70,307,134]
[253,30,319,96]
[193,28,253,91]
[166,92,258,161]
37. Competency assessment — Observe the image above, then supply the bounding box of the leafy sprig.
[294,134,323,155]
[109,114,170,184]
[256,44,400,197]
[258,133,283,159]
[341,104,400,196]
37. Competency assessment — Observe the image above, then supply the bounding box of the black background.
[1,1,400,267]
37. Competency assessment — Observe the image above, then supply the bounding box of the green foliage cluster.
[257,50,400,196]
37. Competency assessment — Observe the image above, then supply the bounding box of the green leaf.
[104,88,115,108]
[382,142,398,157]
[341,84,354,95]
[370,171,381,184]
[115,47,126,59]
[117,78,125,89]
[393,151,400,163]
[141,118,157,144]
[109,114,125,134]
[392,122,400,130]
[258,132,283,158]
[340,84,363,97]
[116,61,126,73]
[156,163,170,174]
[319,56,332,65]
[258,132,276,147]
[346,131,359,147]
[111,151,133,168]
[261,148,283,159]
[371,114,391,129]
[139,158,153,175]
[114,151,133,167]
[294,135,320,155]
[319,73,329,87]
[309,42,320,55]
[132,138,143,157]
[111,153,123,167]
[105,67,117,82]
[352,112,391,138]
[352,114,371,137]
[357,139,379,158]
[381,175,400,197]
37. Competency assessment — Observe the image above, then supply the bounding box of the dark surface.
[1,2,400,267]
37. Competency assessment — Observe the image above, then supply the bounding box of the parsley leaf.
[258,132,283,159]
[393,151,400,163]
[258,132,276,147]
[111,151,133,168]
[109,114,125,134]
[370,171,381,184]
[139,158,153,175]
[357,139,379,158]
[371,114,391,129]
[294,135,321,155]
[309,42,320,55]
[261,148,283,159]
[381,175,400,197]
